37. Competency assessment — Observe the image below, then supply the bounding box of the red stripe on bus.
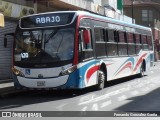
[116,62,132,76]
[133,53,147,72]
[86,65,99,83]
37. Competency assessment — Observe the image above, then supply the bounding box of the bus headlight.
[12,67,24,76]
[60,65,77,76]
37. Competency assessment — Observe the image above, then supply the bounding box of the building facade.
[123,0,160,61]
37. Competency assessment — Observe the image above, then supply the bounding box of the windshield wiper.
[44,28,59,44]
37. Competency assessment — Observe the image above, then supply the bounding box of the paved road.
[0,62,160,119]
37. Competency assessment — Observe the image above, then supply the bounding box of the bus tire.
[139,63,145,77]
[96,70,106,90]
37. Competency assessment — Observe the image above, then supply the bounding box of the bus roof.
[20,11,151,32]
[75,11,151,32]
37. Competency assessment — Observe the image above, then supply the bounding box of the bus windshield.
[14,27,75,67]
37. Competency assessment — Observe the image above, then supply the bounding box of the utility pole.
[131,0,134,24]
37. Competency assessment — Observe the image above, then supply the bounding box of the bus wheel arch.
[96,63,107,90]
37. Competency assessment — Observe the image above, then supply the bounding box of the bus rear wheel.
[96,70,106,90]
[139,64,145,77]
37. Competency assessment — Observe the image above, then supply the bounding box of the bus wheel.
[139,64,145,77]
[96,70,105,90]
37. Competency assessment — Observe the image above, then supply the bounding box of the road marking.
[100,100,112,108]
[141,87,151,92]
[131,90,139,96]
[0,83,13,88]
[78,66,160,106]
[150,71,154,73]
[78,87,130,105]
[56,103,67,110]
[118,95,127,101]
[91,103,98,111]
[81,106,88,111]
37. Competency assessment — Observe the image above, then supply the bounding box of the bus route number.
[36,16,61,24]
[21,53,29,59]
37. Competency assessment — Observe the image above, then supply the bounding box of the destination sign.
[20,12,75,28]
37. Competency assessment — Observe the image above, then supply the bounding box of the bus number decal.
[21,53,29,58]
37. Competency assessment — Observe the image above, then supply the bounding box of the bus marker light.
[12,67,24,76]
[60,65,77,76]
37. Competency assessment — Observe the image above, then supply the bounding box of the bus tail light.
[12,67,24,76]
[60,65,77,76]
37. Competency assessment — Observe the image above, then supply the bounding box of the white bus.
[6,11,153,90]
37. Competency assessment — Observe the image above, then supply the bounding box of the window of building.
[142,10,153,22]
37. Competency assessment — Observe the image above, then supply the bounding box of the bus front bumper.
[14,75,69,89]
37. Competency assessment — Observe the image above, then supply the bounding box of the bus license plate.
[37,81,45,87]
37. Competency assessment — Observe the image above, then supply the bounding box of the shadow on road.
[114,87,160,111]
[0,75,143,110]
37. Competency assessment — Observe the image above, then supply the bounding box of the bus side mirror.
[83,30,90,44]
[4,37,7,48]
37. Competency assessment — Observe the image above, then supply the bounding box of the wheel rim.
[141,66,144,77]
[98,71,105,88]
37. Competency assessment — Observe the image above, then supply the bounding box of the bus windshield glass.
[14,27,75,67]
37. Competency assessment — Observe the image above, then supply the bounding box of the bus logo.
[25,69,30,75]
[38,74,43,78]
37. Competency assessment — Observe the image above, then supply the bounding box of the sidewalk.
[0,79,12,84]
[0,79,15,97]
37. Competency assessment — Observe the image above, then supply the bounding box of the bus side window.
[142,35,148,50]
[127,32,136,55]
[81,29,93,50]
[94,27,106,57]
[118,31,127,56]
[135,34,142,54]
[108,29,114,42]
[119,31,125,43]
[106,29,118,57]
[94,28,105,42]
[105,29,108,42]
[114,30,119,42]
[147,36,153,50]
